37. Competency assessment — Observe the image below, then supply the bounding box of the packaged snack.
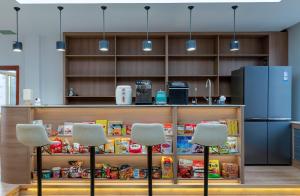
[226,119,239,136]
[227,137,239,153]
[79,145,89,154]
[96,145,105,154]
[208,160,220,178]
[129,141,142,154]
[96,120,108,135]
[193,160,204,178]
[139,169,148,179]
[152,166,161,179]
[108,121,123,136]
[219,144,230,154]
[68,160,83,178]
[177,136,192,154]
[61,168,69,178]
[32,171,38,180]
[63,122,74,136]
[164,123,173,136]
[95,163,111,178]
[52,167,61,178]
[72,143,80,154]
[133,168,140,179]
[192,144,204,154]
[177,125,185,136]
[32,120,43,125]
[42,170,51,179]
[222,163,239,179]
[115,138,130,154]
[110,167,119,179]
[161,157,173,179]
[152,144,161,153]
[209,146,219,154]
[119,164,133,180]
[161,137,172,154]
[124,124,132,136]
[142,145,147,154]
[178,159,193,178]
[57,125,64,136]
[44,124,53,136]
[184,123,196,136]
[81,169,91,179]
[62,138,72,153]
[104,139,115,154]
[49,137,62,153]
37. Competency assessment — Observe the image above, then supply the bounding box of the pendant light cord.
[145,6,150,41]
[60,9,62,41]
[232,5,238,41]
[188,6,194,41]
[101,6,107,40]
[14,7,20,42]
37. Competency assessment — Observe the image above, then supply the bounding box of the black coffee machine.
[168,81,189,104]
[135,80,152,105]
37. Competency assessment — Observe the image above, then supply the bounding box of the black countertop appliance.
[135,80,152,105]
[168,81,189,105]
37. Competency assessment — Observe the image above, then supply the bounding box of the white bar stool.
[131,123,166,196]
[73,123,108,196]
[191,123,227,196]
[16,124,59,196]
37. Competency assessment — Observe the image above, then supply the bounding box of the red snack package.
[152,144,161,153]
[129,141,142,153]
[49,137,62,153]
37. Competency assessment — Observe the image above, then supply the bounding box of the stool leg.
[204,146,209,196]
[36,146,42,196]
[90,146,95,196]
[147,146,153,196]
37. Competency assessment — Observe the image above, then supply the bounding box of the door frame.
[0,65,20,105]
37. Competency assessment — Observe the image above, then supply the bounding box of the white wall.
[0,35,63,105]
[288,22,300,121]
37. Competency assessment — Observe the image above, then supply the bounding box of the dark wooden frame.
[0,65,20,105]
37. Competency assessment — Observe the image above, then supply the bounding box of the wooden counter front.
[0,105,244,185]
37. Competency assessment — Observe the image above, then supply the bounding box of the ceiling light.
[15,0,282,4]
[56,6,66,52]
[99,6,109,52]
[13,7,22,52]
[143,6,152,52]
[186,6,196,52]
[230,5,239,52]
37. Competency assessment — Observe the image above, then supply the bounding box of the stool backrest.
[131,123,166,146]
[73,123,108,146]
[16,124,53,147]
[191,123,228,146]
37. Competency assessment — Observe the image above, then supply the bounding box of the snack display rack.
[0,105,244,185]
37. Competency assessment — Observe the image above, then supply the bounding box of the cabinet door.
[268,121,291,165]
[245,121,268,165]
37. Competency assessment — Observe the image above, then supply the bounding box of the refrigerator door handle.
[246,118,268,121]
[267,118,292,121]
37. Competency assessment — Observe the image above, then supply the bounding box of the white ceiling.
[0,0,300,37]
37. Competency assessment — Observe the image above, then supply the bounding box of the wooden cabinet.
[64,32,288,105]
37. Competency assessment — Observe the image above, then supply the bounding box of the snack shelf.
[32,153,174,157]
[32,178,173,182]
[177,153,241,157]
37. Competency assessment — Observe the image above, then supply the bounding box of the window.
[0,66,19,107]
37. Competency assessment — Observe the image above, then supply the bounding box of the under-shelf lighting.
[13,7,23,52]
[230,5,239,52]
[99,6,109,52]
[186,6,196,52]
[143,6,152,52]
[15,0,282,4]
[56,6,66,52]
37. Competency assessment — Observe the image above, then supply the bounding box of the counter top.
[1,104,244,108]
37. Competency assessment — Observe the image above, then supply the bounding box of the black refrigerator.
[231,66,292,165]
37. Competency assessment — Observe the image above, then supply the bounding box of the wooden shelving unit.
[64,32,287,105]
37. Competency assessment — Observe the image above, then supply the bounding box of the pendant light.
[13,7,22,52]
[143,6,152,52]
[186,6,196,52]
[56,6,65,52]
[99,6,109,52]
[230,5,239,51]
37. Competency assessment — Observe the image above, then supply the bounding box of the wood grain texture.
[269,32,288,66]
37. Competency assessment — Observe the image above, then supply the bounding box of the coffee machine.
[135,80,152,105]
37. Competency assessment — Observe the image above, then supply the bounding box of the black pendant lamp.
[230,5,239,52]
[99,6,109,52]
[56,6,65,52]
[143,6,152,52]
[13,7,22,52]
[186,6,196,52]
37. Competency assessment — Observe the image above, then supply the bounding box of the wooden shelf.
[219,54,269,57]
[168,54,217,57]
[116,55,165,58]
[65,96,114,98]
[33,153,173,157]
[66,75,115,78]
[177,153,241,157]
[66,55,115,58]
[117,75,165,78]
[169,75,218,78]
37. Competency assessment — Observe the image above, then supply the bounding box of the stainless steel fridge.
[231,66,292,165]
